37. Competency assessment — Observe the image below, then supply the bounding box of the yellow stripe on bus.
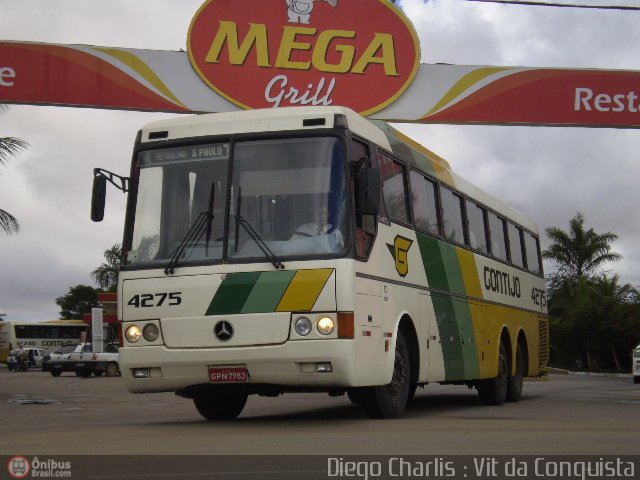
[456,247,483,298]
[276,269,333,312]
[456,247,494,377]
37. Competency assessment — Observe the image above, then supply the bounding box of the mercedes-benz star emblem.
[214,321,234,342]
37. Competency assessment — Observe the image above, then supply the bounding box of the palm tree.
[543,212,621,282]
[91,244,122,291]
[1,105,29,235]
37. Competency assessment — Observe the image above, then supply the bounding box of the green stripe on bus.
[431,294,465,380]
[417,234,480,380]
[241,270,297,314]
[206,271,261,315]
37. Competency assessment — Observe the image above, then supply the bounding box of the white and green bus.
[0,320,88,363]
[92,106,548,419]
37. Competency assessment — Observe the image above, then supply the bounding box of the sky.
[2,0,640,322]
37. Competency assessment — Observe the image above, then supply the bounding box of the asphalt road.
[1,367,638,457]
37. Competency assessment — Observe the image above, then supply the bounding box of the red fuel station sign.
[187,0,421,115]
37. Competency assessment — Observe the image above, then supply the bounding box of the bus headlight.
[143,324,159,342]
[125,325,142,343]
[295,317,313,336]
[316,316,335,336]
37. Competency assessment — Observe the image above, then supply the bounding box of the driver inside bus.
[291,205,343,247]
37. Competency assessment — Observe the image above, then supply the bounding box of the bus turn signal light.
[337,312,354,339]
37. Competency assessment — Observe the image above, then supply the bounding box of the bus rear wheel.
[193,390,248,421]
[361,331,411,419]
[506,344,524,402]
[477,340,509,406]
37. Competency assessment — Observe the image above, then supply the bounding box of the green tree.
[0,105,29,235]
[543,212,621,284]
[91,243,122,292]
[549,275,639,371]
[543,213,638,372]
[55,285,98,320]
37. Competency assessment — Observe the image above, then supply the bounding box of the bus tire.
[51,370,62,377]
[477,340,509,406]
[346,388,364,404]
[634,376,640,384]
[506,344,524,402]
[105,362,120,377]
[361,331,411,419]
[193,390,248,421]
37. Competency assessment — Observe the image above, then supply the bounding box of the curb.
[549,367,631,379]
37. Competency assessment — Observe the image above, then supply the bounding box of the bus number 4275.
[127,292,182,308]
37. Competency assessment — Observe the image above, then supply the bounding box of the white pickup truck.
[66,342,120,377]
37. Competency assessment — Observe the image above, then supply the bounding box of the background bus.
[0,320,88,363]
[92,106,548,419]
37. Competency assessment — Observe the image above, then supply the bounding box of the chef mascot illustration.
[287,0,338,24]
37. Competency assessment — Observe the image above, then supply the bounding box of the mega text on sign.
[187,0,420,115]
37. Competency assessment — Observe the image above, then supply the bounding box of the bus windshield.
[126,136,348,266]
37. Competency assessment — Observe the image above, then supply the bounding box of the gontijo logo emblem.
[387,235,413,277]
[187,0,421,115]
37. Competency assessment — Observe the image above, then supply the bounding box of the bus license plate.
[208,366,249,383]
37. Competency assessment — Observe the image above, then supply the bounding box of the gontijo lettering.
[0,66,16,86]
[483,266,521,298]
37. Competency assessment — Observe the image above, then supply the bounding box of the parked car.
[41,344,79,376]
[7,348,45,371]
[43,342,120,377]
[42,343,80,376]
[44,344,79,362]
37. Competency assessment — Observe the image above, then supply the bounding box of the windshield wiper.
[234,187,284,270]
[165,183,215,275]
[164,212,209,275]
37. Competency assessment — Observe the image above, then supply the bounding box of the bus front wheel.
[361,331,411,419]
[193,390,248,421]
[477,340,509,406]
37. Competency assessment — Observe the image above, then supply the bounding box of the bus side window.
[378,152,409,224]
[488,211,508,261]
[466,199,488,254]
[524,231,542,275]
[440,186,465,245]
[409,171,440,236]
[507,222,525,268]
[352,139,376,260]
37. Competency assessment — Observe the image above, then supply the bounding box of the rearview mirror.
[357,167,381,216]
[91,175,107,222]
